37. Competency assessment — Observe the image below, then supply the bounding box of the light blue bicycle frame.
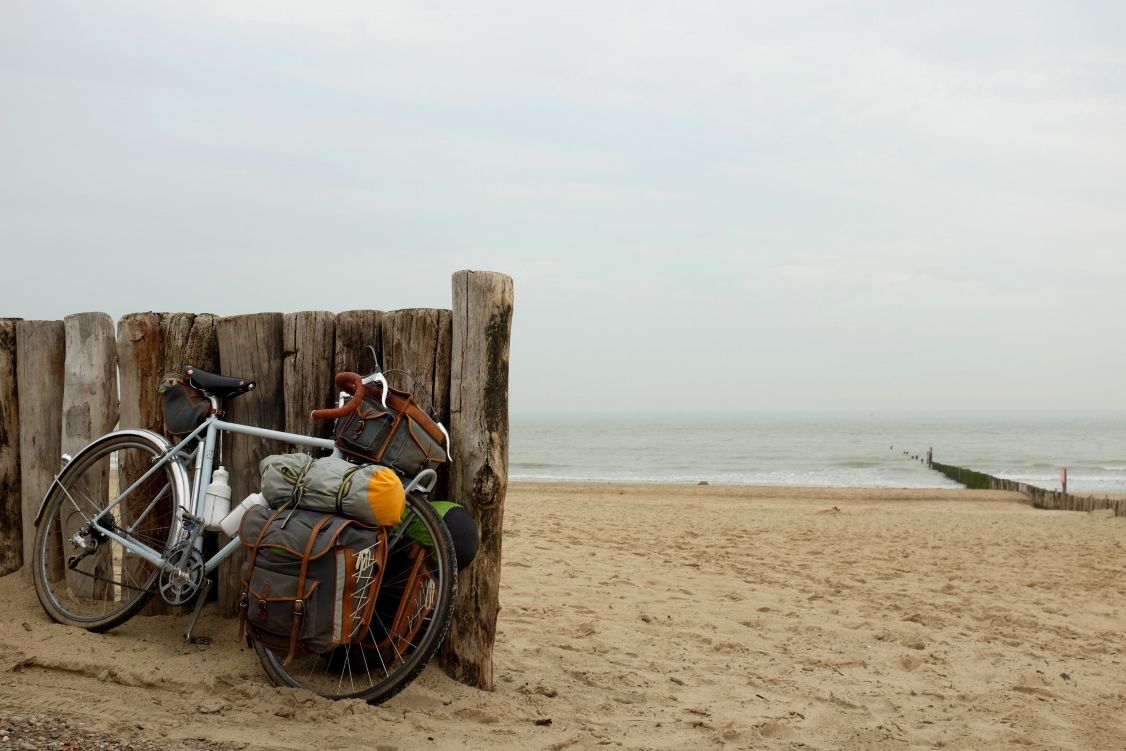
[71,411,436,580]
[77,415,335,577]
[51,405,438,642]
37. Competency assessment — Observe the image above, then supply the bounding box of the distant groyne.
[930,461,1126,518]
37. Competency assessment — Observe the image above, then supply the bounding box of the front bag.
[333,385,448,476]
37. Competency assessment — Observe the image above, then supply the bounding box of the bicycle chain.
[62,564,155,595]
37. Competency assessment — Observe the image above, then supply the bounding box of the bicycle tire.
[32,431,184,631]
[254,491,458,705]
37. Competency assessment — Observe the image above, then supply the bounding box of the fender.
[34,429,193,530]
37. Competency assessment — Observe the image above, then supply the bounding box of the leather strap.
[336,466,363,515]
[285,514,336,664]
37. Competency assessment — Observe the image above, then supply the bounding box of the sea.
[510,410,1126,494]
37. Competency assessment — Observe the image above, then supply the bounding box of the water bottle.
[202,466,231,531]
[219,492,268,536]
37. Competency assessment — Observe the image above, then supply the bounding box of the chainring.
[158,542,206,605]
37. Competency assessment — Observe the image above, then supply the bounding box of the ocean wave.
[510,467,965,489]
[510,412,1126,491]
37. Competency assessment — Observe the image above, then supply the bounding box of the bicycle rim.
[33,434,180,630]
[255,492,458,705]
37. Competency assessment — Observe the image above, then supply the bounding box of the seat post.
[205,393,225,464]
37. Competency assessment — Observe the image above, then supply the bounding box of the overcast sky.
[2,2,1124,413]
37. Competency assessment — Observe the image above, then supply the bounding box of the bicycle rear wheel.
[254,492,458,705]
[32,432,184,631]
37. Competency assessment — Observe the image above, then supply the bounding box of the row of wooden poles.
[0,269,514,690]
[930,461,1126,517]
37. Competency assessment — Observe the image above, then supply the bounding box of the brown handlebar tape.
[310,372,366,421]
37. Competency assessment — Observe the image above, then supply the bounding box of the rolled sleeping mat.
[400,500,479,571]
[259,453,406,527]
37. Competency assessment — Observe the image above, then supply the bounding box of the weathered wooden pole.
[439,271,514,690]
[283,311,336,448]
[117,313,165,433]
[61,313,119,598]
[382,308,453,497]
[117,313,178,614]
[15,321,65,582]
[216,313,285,618]
[63,313,120,447]
[162,313,221,375]
[382,309,444,415]
[333,310,383,376]
[433,310,453,422]
[146,312,218,612]
[0,319,21,576]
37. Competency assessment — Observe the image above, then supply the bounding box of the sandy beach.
[1,482,1124,750]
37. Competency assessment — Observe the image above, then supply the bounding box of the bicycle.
[30,365,457,706]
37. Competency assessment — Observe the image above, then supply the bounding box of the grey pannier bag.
[238,505,388,664]
[258,454,406,528]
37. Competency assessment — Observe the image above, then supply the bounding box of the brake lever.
[437,422,453,463]
[362,372,389,408]
[358,345,389,408]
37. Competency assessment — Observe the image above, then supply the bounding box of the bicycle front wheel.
[254,491,458,705]
[32,431,184,631]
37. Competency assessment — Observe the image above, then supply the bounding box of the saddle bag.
[333,385,448,476]
[239,505,388,664]
[158,373,211,438]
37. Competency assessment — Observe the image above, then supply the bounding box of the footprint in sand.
[898,654,924,672]
[713,723,754,744]
[454,707,501,724]
[757,720,793,739]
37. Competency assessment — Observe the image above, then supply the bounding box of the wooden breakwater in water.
[930,461,1126,517]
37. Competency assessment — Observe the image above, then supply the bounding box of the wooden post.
[15,321,65,582]
[0,319,21,576]
[61,313,119,599]
[334,310,383,376]
[382,308,453,499]
[434,309,453,424]
[382,309,444,415]
[117,311,220,438]
[216,313,285,618]
[439,271,514,690]
[117,313,179,614]
[162,313,221,375]
[117,313,165,433]
[153,313,218,612]
[63,313,120,447]
[283,311,336,449]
